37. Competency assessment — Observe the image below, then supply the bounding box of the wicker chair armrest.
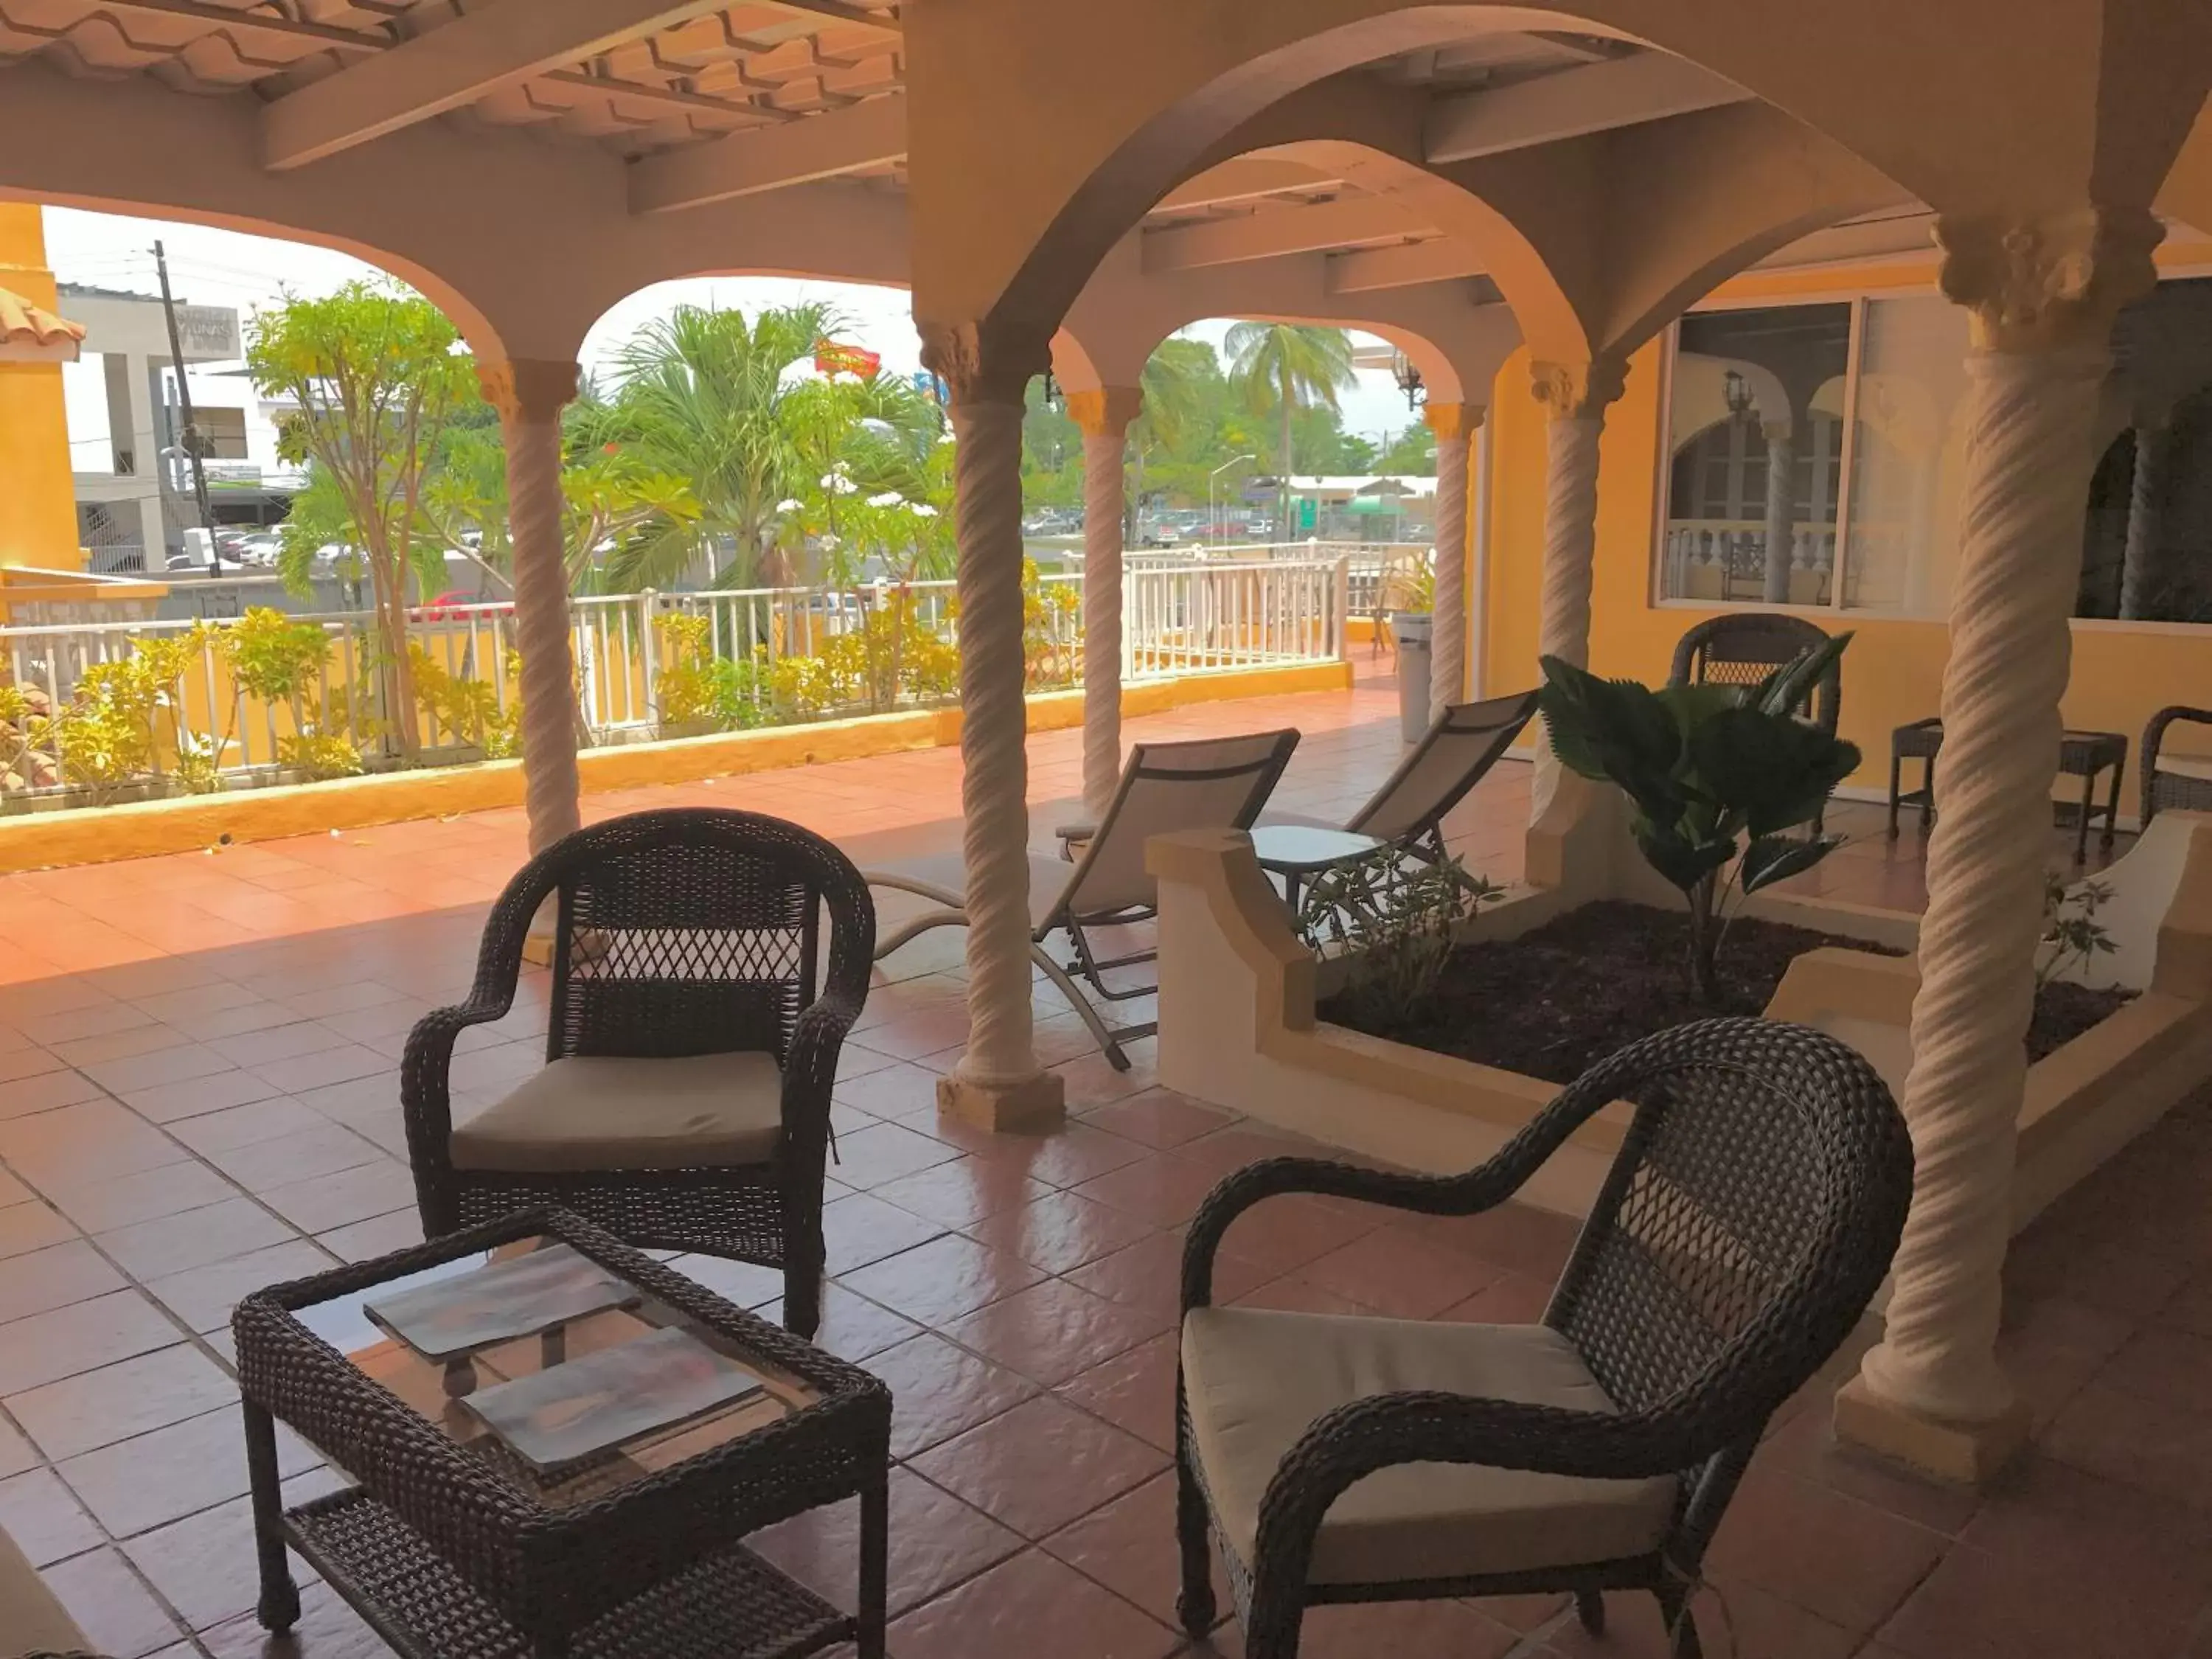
[1246,1388,1693,1594]
[400,995,516,1164]
[779,991,863,1148]
[2144,706,2212,770]
[1182,1155,1533,1312]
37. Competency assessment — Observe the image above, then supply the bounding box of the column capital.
[1760,417,1795,445]
[1529,355,1627,420]
[1065,386,1144,439]
[1422,400,1483,442]
[919,318,1053,408]
[1935,206,2162,353]
[476,358,580,424]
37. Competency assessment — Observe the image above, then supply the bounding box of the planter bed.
[1322,900,2132,1085]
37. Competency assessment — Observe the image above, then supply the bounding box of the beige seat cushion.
[451,1051,785,1174]
[1180,1308,1677,1585]
[2158,754,2212,785]
[0,1522,91,1659]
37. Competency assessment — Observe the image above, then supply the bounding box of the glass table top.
[295,1236,816,1510]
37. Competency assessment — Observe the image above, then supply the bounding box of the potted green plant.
[1537,634,1861,1002]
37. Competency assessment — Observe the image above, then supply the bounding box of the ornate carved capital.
[1065,386,1144,439]
[919,318,1053,409]
[1528,355,1627,420]
[1935,207,2163,353]
[476,358,580,425]
[1422,400,1482,442]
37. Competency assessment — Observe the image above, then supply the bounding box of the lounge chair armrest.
[1182,1155,1536,1312]
[1246,1388,1691,1595]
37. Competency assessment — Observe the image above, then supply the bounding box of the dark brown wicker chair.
[1668,612,1841,737]
[403,808,874,1340]
[1173,1018,1912,1659]
[2141,705,2212,826]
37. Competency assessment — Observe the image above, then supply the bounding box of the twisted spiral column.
[1761,422,1797,605]
[479,359,581,856]
[1068,388,1143,819]
[2118,420,2172,619]
[1425,402,1476,720]
[1842,206,2159,1478]
[947,397,1037,1088]
[1857,346,2109,1424]
[1527,358,1621,825]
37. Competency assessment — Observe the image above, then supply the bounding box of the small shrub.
[1309,851,1503,1028]
[407,643,516,759]
[2037,872,2117,987]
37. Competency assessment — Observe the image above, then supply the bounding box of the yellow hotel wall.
[1478,242,2212,794]
[0,205,82,572]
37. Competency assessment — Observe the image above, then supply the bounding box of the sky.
[40,205,1430,451]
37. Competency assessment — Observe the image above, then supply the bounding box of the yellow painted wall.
[0,205,83,572]
[1478,241,2212,794]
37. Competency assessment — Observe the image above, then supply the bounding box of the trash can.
[1393,613,1433,744]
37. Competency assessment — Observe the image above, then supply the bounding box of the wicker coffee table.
[232,1207,889,1659]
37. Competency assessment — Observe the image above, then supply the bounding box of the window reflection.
[1662,304,1851,605]
[2077,278,2212,624]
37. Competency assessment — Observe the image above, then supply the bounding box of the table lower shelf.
[286,1486,853,1659]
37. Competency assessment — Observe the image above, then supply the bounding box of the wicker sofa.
[1,1523,95,1659]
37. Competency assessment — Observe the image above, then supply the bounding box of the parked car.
[412,590,512,622]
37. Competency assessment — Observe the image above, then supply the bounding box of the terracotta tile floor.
[0,659,2186,1657]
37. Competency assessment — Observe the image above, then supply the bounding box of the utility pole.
[153,240,216,573]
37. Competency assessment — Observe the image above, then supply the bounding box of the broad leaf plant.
[1538,634,1860,1001]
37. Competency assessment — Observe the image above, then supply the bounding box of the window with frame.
[1658,277,2212,623]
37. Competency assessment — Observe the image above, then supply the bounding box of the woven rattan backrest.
[1539,1021,1910,1423]
[1668,613,1840,734]
[544,810,871,1065]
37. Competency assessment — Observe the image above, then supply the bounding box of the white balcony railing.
[0,557,1351,801]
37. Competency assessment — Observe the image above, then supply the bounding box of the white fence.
[0,556,1351,795]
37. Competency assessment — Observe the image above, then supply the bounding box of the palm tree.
[1124,335,1217,538]
[600,302,838,588]
[1224,323,1357,535]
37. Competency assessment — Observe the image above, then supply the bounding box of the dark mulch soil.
[1323,900,2135,1086]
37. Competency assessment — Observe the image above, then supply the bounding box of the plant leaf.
[1539,655,1684,820]
[1687,708,1860,836]
[1750,630,1854,718]
[1740,833,1845,894]
[1635,827,1736,895]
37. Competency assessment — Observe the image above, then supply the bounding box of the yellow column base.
[937,1067,1067,1132]
[522,928,557,967]
[1832,1374,2032,1486]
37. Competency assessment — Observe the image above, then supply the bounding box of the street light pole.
[1208,453,1256,549]
[153,240,216,574]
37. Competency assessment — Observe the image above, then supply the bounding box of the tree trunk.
[1279,369,1295,537]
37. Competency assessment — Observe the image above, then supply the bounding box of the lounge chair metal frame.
[867,730,1300,1071]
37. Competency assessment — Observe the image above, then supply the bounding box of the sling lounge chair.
[866,728,1300,1071]
[1258,690,1538,865]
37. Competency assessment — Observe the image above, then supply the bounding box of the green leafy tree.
[248,281,476,757]
[1225,324,1357,531]
[1538,636,1861,1003]
[599,301,841,588]
[1375,424,1439,474]
[420,394,698,594]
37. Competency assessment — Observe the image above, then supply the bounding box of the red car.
[411,590,513,622]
